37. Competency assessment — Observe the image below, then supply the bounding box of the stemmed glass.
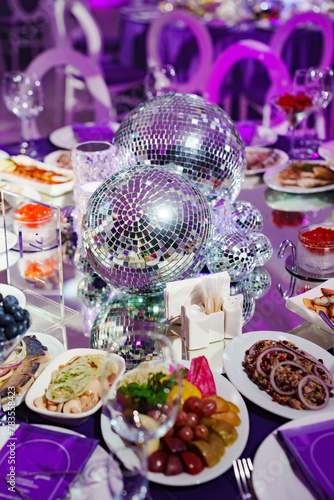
[101,331,182,499]
[271,92,314,159]
[305,66,334,146]
[144,64,177,100]
[290,68,317,159]
[2,71,44,157]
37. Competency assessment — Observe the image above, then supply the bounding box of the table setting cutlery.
[233,457,254,500]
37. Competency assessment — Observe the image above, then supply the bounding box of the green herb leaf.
[119,370,178,407]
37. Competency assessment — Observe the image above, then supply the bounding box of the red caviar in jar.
[15,204,54,228]
[299,226,334,255]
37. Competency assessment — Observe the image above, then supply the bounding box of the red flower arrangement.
[277,93,313,115]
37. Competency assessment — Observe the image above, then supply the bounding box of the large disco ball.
[82,164,212,296]
[113,93,246,205]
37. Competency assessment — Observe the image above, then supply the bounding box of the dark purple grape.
[5,323,19,339]
[3,296,19,313]
[0,306,4,315]
[0,314,16,327]
[12,308,25,322]
[17,323,27,335]
[0,332,6,343]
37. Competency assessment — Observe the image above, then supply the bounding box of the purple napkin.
[236,121,257,146]
[72,122,115,143]
[277,419,334,500]
[0,423,99,500]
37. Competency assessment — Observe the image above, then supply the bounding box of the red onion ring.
[0,369,11,379]
[256,347,297,378]
[249,340,278,356]
[270,361,307,396]
[298,375,329,410]
[313,364,334,389]
[277,342,318,364]
[0,361,22,370]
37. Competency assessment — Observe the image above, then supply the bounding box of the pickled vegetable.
[189,440,220,468]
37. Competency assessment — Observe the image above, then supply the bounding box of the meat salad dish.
[242,339,333,410]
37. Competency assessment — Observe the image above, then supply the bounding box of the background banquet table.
[0,134,334,500]
[118,8,326,81]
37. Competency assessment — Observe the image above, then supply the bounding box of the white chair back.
[146,9,214,95]
[54,0,103,65]
[204,39,292,116]
[270,12,334,70]
[26,48,112,125]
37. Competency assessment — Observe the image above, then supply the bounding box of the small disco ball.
[77,275,111,307]
[90,293,166,350]
[82,164,212,296]
[248,232,273,267]
[243,267,272,299]
[231,201,263,234]
[113,93,245,205]
[206,232,256,282]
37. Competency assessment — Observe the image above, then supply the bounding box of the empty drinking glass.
[306,66,334,145]
[144,64,177,100]
[2,71,44,157]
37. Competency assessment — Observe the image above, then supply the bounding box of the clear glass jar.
[13,203,57,251]
[297,223,334,276]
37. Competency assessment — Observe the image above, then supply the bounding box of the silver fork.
[233,458,254,500]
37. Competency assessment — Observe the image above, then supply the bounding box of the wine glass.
[305,66,334,146]
[271,92,314,159]
[101,331,182,499]
[144,64,177,100]
[2,71,44,157]
[291,68,318,159]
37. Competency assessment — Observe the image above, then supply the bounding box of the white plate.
[44,150,71,168]
[1,332,64,410]
[26,348,124,426]
[0,155,73,196]
[0,229,17,253]
[253,411,334,500]
[318,140,334,161]
[2,182,42,201]
[223,331,334,420]
[0,150,9,160]
[0,283,25,307]
[286,279,334,336]
[0,424,116,500]
[49,122,120,150]
[263,161,334,194]
[101,361,250,487]
[245,147,289,175]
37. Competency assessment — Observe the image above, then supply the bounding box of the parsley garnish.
[119,371,178,407]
